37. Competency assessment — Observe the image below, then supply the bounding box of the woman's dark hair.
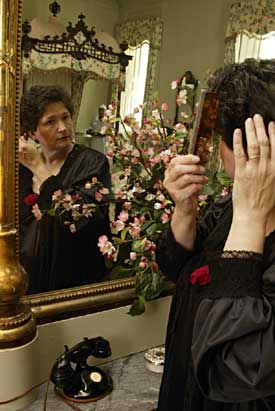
[208,58,275,151]
[20,85,74,134]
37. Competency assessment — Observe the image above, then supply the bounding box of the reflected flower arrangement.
[29,76,232,315]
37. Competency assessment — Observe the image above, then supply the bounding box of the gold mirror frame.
[0,0,174,343]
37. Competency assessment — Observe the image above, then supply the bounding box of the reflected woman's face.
[34,101,74,153]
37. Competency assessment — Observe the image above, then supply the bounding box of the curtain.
[115,17,163,116]
[224,0,275,63]
[119,42,150,125]
[235,30,275,62]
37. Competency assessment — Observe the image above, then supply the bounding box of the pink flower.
[161,213,170,224]
[174,122,187,133]
[118,210,129,222]
[129,225,141,238]
[97,235,116,257]
[112,220,125,232]
[98,235,108,247]
[52,190,62,201]
[69,223,77,233]
[221,187,229,197]
[157,193,165,202]
[176,89,187,106]
[139,257,148,269]
[153,182,161,189]
[32,204,42,221]
[161,103,169,111]
[190,265,211,286]
[171,80,178,90]
[198,194,208,201]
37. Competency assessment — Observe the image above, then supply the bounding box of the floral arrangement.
[29,74,232,315]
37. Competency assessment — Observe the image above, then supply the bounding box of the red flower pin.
[190,265,211,286]
[23,193,39,206]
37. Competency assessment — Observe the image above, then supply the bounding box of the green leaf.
[47,209,56,216]
[111,162,123,174]
[128,295,145,316]
[202,184,215,196]
[109,117,120,123]
[132,237,147,252]
[146,222,158,236]
[136,271,164,300]
[121,227,128,241]
[107,265,133,280]
[216,170,233,187]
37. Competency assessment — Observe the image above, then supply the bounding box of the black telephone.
[50,336,113,403]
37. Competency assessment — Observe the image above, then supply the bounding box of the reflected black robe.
[19,144,111,294]
[156,194,275,410]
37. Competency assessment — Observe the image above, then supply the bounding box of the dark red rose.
[190,265,211,286]
[23,193,39,206]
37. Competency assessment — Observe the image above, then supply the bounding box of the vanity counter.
[22,350,162,411]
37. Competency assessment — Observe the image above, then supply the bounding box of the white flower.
[171,80,178,90]
[154,202,162,210]
[145,193,156,201]
[85,182,92,189]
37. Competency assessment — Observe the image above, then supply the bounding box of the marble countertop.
[22,350,161,411]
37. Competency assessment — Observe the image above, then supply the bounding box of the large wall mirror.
[3,0,230,328]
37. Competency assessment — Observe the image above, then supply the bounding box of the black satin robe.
[156,194,275,410]
[19,144,111,294]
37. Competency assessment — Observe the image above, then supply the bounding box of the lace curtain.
[224,0,275,63]
[115,17,163,114]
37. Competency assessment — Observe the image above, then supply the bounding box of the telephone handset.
[50,336,113,403]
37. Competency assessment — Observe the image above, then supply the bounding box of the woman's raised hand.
[233,114,275,223]
[164,155,208,249]
[18,136,44,171]
[164,154,208,217]
[224,114,275,253]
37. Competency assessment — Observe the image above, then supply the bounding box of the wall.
[117,0,230,119]
[158,0,230,118]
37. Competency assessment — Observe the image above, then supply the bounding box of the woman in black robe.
[156,59,275,410]
[19,85,111,294]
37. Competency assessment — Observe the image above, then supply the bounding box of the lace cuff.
[197,252,263,299]
[221,250,263,260]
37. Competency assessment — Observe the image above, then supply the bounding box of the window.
[119,41,150,126]
[235,30,275,62]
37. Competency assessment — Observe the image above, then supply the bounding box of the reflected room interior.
[18,0,232,321]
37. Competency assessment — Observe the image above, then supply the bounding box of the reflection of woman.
[157,59,275,410]
[19,85,111,294]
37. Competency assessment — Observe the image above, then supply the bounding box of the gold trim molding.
[0,0,36,348]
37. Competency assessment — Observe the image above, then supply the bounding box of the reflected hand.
[233,114,275,223]
[164,154,208,217]
[18,136,44,172]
